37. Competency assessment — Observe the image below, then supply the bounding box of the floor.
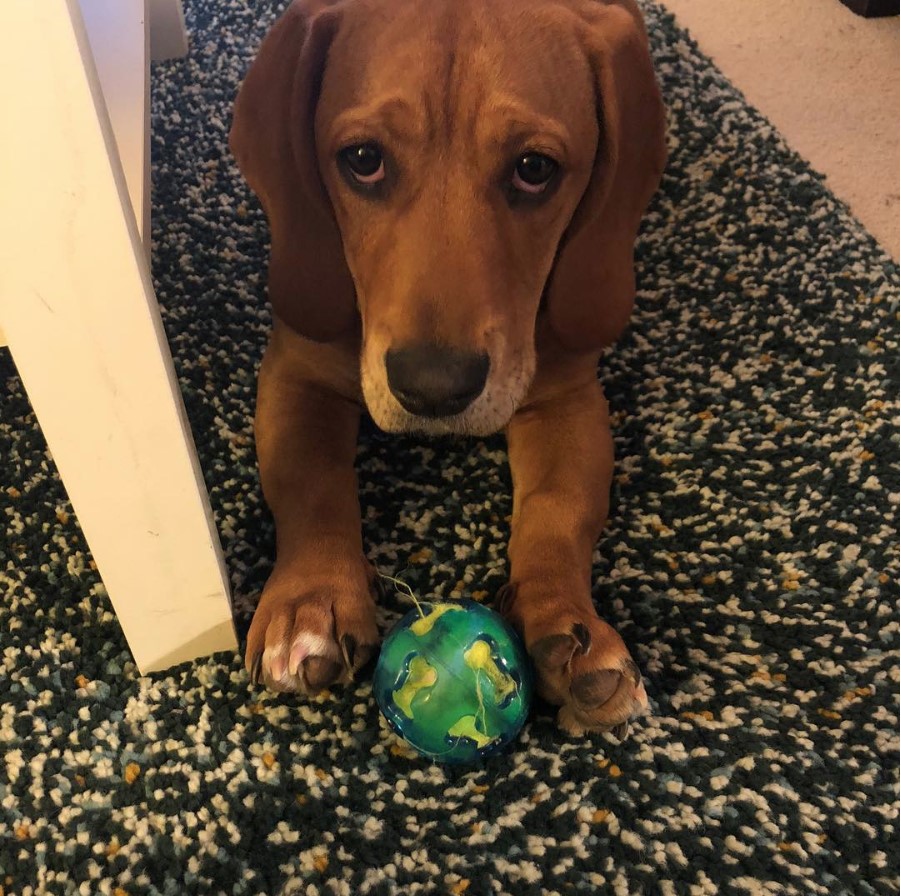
[660,0,900,261]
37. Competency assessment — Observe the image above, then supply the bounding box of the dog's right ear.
[230,0,357,341]
[544,1,666,352]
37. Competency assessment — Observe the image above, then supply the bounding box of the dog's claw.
[340,633,357,674]
[625,658,642,688]
[250,650,263,687]
[495,582,517,616]
[611,722,630,740]
[362,554,390,601]
[373,574,390,601]
[572,622,592,655]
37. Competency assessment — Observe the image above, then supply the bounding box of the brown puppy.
[230,0,666,734]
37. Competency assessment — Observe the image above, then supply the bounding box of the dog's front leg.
[500,367,647,736]
[245,324,379,693]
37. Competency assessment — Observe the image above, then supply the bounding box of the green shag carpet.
[0,1,898,894]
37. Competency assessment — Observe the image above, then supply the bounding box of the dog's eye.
[339,143,385,185]
[511,153,558,194]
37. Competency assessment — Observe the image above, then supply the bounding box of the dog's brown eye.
[512,153,558,194]
[340,143,385,185]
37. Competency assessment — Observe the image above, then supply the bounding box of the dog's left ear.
[545,1,666,351]
[230,1,357,342]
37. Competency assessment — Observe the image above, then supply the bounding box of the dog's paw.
[498,582,648,737]
[246,557,381,695]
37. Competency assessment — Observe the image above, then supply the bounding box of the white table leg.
[149,0,189,61]
[0,0,237,673]
[79,0,151,249]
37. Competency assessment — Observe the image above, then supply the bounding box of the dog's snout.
[385,344,490,418]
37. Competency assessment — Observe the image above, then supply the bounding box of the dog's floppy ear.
[230,0,356,341]
[545,1,666,351]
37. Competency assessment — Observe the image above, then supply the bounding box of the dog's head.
[230,0,665,435]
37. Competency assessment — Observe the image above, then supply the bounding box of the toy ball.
[374,598,532,764]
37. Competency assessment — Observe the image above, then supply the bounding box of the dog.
[230,0,666,735]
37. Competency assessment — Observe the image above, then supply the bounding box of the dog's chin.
[362,372,534,437]
[368,403,511,437]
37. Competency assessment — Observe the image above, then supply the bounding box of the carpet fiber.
[1,1,898,894]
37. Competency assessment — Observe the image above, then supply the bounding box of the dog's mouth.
[362,379,525,437]
[373,400,512,437]
[369,408,513,438]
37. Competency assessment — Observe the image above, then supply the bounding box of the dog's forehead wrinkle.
[335,0,586,149]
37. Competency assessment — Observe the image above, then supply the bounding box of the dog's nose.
[385,344,490,417]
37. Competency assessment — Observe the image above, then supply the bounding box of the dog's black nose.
[385,344,490,417]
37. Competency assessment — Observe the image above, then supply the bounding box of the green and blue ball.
[374,599,532,764]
